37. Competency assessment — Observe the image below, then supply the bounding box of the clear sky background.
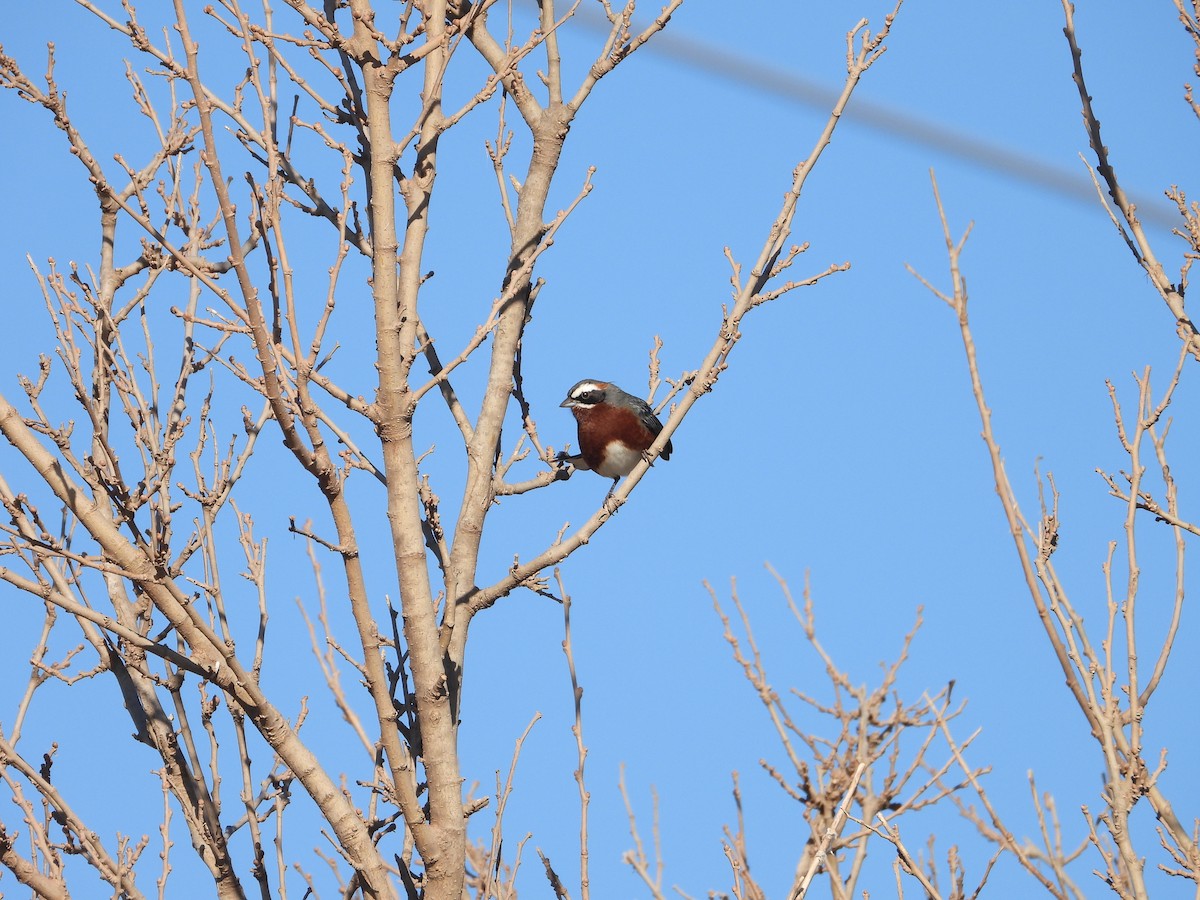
[1,2,1197,898]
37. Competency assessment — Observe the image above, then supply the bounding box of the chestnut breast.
[572,403,661,479]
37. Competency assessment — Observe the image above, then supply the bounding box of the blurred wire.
[576,11,1180,231]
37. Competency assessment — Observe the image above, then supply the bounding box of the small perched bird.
[559,379,672,495]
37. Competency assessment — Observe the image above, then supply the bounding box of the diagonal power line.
[579,13,1180,230]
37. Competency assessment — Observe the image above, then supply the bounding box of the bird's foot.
[602,480,623,514]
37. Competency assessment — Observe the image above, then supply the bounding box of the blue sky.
[1,2,1197,898]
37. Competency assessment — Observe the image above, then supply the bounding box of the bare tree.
[619,3,1200,899]
[901,168,1196,898]
[0,2,903,897]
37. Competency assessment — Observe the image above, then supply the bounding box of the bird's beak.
[559,397,574,408]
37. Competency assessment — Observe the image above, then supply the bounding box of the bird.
[559,379,672,495]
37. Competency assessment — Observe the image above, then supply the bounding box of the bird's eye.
[568,386,604,405]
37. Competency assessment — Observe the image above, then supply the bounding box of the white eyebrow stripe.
[570,381,604,399]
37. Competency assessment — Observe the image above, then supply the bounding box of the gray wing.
[621,390,673,460]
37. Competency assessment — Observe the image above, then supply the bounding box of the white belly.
[595,440,642,479]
